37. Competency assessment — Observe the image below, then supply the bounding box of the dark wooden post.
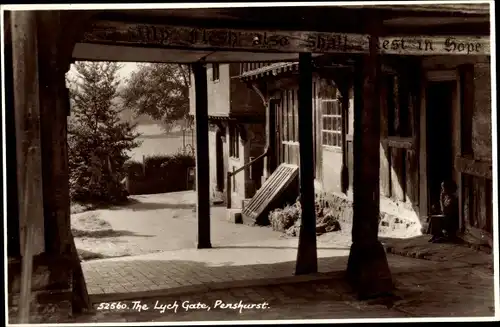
[36,11,72,257]
[193,62,212,249]
[346,29,393,299]
[295,52,318,275]
[11,10,45,256]
[36,11,93,313]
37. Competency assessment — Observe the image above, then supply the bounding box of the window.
[212,63,220,82]
[321,99,342,148]
[229,126,240,158]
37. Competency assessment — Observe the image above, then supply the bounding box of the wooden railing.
[226,149,269,209]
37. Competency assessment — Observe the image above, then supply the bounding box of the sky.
[66,61,140,88]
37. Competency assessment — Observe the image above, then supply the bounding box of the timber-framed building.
[3,3,493,319]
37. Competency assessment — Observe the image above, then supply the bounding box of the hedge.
[123,153,196,195]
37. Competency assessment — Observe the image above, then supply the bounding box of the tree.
[121,63,191,132]
[67,61,141,204]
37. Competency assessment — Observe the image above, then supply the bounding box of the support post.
[193,62,212,249]
[295,52,318,275]
[11,10,45,256]
[36,11,72,257]
[346,28,393,299]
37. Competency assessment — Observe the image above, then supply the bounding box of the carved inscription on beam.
[83,21,367,54]
[82,21,490,55]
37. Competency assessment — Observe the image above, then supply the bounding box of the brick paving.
[82,234,493,301]
[67,261,495,323]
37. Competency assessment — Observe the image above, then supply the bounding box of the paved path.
[71,260,496,323]
[81,236,493,303]
[74,191,495,322]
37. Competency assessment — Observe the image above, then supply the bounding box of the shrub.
[269,203,301,232]
[269,195,342,235]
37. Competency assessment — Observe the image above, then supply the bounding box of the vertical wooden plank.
[11,11,45,255]
[4,13,21,257]
[312,80,317,178]
[295,52,317,275]
[410,67,420,207]
[473,177,479,228]
[193,62,211,249]
[458,64,475,232]
[485,179,493,233]
[390,76,406,202]
[294,88,300,164]
[294,88,299,143]
[477,177,487,231]
[406,85,418,204]
[284,89,289,144]
[278,100,283,164]
[268,100,277,173]
[379,74,391,197]
[459,64,475,156]
[419,68,428,220]
[314,80,323,181]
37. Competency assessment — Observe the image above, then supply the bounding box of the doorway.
[426,80,455,213]
[215,129,225,192]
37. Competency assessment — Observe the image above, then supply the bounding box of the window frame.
[321,99,342,149]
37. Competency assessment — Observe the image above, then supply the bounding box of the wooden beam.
[193,62,212,249]
[455,156,492,180]
[383,136,415,149]
[346,24,393,299]
[295,52,318,275]
[11,11,45,256]
[82,20,490,56]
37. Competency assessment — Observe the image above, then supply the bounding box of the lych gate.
[4,3,491,317]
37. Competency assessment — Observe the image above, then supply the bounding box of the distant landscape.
[126,121,195,162]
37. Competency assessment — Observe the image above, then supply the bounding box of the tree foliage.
[121,63,192,132]
[67,61,141,204]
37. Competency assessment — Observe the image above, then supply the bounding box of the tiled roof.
[239,62,298,80]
